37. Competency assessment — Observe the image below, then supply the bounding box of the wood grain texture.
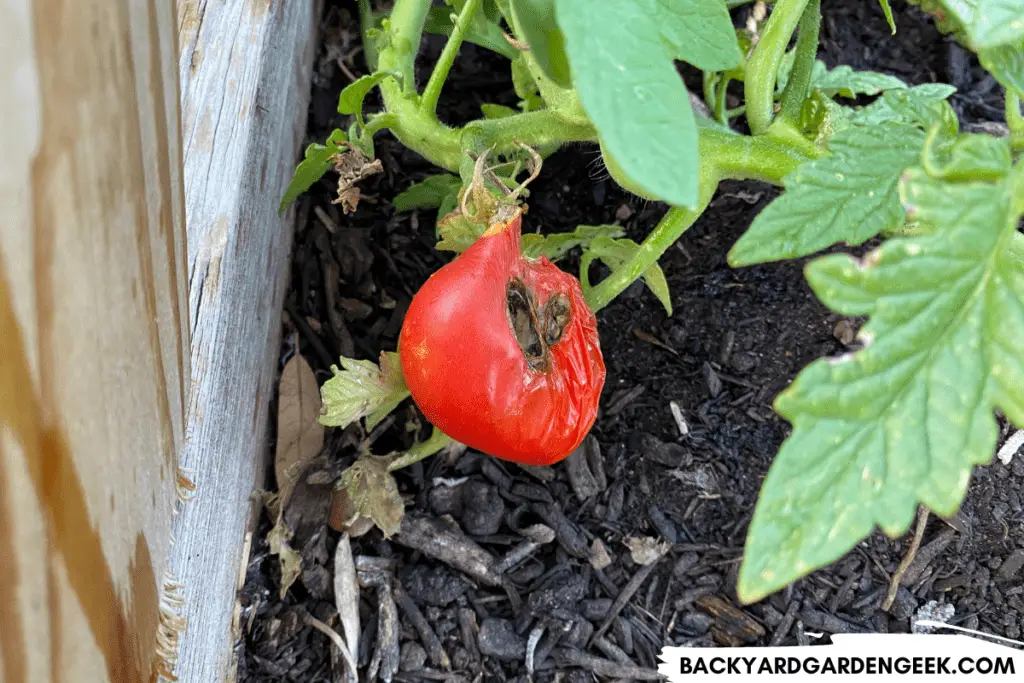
[170,0,319,680]
[0,0,188,681]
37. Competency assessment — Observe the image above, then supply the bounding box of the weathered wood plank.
[170,0,319,680]
[0,0,188,681]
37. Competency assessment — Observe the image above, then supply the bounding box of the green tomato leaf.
[850,84,959,132]
[810,61,907,98]
[586,236,673,315]
[922,131,1013,182]
[556,0,699,207]
[878,0,897,33]
[481,103,518,119]
[970,0,1024,49]
[393,174,463,212]
[653,0,743,72]
[319,352,410,431]
[738,165,1024,604]
[509,0,572,87]
[511,55,545,111]
[931,0,1024,48]
[338,71,400,122]
[729,123,925,266]
[520,224,626,260]
[979,39,1024,96]
[423,5,519,59]
[279,129,347,214]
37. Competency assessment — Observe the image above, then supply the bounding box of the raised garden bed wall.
[170,0,320,681]
[1,0,319,681]
[1,1,189,681]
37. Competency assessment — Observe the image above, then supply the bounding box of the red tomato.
[399,211,605,465]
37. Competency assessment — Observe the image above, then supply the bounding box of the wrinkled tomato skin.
[399,214,605,466]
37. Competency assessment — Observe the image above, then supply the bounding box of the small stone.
[639,433,692,468]
[477,618,526,661]
[399,642,427,672]
[912,600,955,633]
[428,481,465,517]
[673,552,700,579]
[887,587,918,622]
[402,565,470,607]
[833,319,858,346]
[997,549,1024,582]
[589,538,612,570]
[677,612,714,636]
[527,577,585,619]
[730,351,759,374]
[462,480,505,535]
[565,615,594,649]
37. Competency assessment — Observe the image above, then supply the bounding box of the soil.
[236,2,1024,681]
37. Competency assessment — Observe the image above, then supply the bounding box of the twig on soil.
[525,625,544,675]
[590,549,668,645]
[997,429,1024,465]
[769,600,800,645]
[457,608,481,664]
[394,514,504,587]
[496,524,555,573]
[394,581,451,669]
[593,635,635,665]
[550,649,667,681]
[564,436,602,501]
[369,582,401,683]
[306,614,359,680]
[884,506,929,611]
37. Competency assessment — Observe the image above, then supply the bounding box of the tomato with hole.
[399,211,605,465]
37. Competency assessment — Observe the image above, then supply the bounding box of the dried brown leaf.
[340,455,405,538]
[626,536,670,567]
[334,535,360,683]
[267,521,302,599]
[276,353,324,511]
[331,146,383,214]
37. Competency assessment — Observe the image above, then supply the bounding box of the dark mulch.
[236,1,1024,681]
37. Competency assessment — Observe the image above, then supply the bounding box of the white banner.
[659,633,1024,681]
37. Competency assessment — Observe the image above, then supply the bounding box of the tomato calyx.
[506,279,572,373]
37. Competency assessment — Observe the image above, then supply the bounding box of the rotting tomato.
[399,209,605,466]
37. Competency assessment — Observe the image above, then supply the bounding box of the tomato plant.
[288,0,1024,604]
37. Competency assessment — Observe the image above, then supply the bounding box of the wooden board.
[169,1,320,680]
[0,0,189,681]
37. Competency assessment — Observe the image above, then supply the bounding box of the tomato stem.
[778,0,820,125]
[1007,91,1024,153]
[744,0,810,135]
[387,427,455,471]
[374,0,594,172]
[421,0,481,117]
[585,130,808,312]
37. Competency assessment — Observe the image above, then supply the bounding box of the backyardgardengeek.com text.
[677,655,1016,676]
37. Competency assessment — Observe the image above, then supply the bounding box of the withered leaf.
[436,207,486,253]
[267,521,303,599]
[626,535,670,566]
[339,455,405,538]
[330,145,383,214]
[275,353,324,512]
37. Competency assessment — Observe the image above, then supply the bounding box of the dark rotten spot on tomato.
[506,279,572,373]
